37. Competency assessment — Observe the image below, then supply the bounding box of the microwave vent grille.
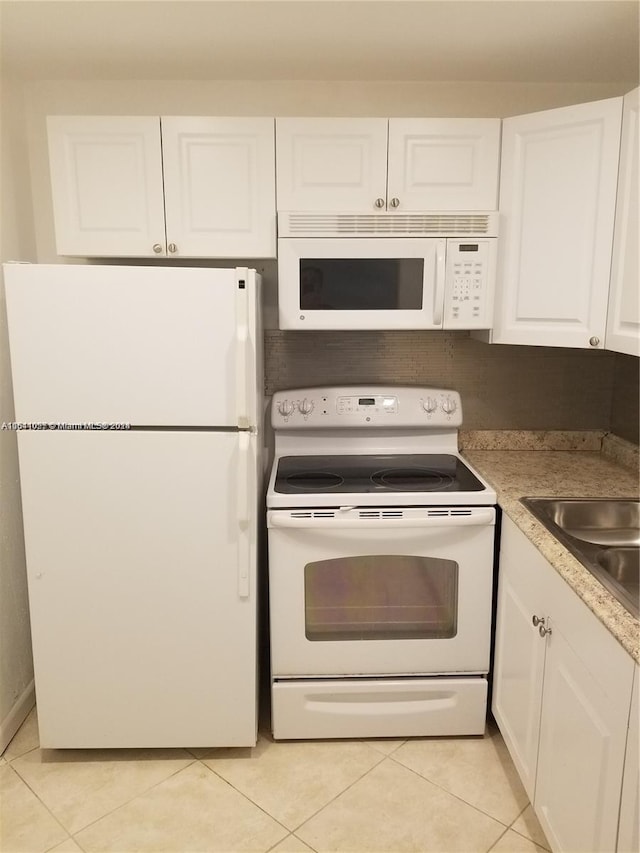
[278,212,498,238]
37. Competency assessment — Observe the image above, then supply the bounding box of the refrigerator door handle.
[237,431,251,599]
[236,269,251,429]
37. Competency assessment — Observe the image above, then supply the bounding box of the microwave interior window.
[300,259,424,311]
[304,555,458,641]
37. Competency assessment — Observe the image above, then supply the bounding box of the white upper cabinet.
[276,117,500,213]
[491,97,623,348]
[387,119,501,211]
[275,118,388,212]
[161,117,275,258]
[48,116,166,258]
[47,116,276,258]
[606,88,640,357]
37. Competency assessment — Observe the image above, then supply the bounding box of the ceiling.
[1,0,639,84]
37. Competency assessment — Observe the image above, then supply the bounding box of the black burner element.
[286,471,345,490]
[371,467,453,491]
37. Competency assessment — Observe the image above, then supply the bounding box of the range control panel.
[272,386,463,428]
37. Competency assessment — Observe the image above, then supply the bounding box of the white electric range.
[266,386,497,740]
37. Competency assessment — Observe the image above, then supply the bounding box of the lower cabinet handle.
[539,624,552,638]
[532,615,545,627]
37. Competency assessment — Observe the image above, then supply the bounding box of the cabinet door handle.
[168,243,178,254]
[152,243,164,254]
[539,624,552,638]
[532,615,545,627]
[589,336,600,347]
[374,198,385,209]
[389,197,400,208]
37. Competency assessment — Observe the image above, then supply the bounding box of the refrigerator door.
[4,264,259,428]
[18,429,259,748]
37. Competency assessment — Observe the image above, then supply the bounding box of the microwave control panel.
[443,240,497,329]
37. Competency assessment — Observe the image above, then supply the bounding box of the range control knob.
[441,396,458,416]
[277,399,295,417]
[298,398,314,416]
[422,397,438,414]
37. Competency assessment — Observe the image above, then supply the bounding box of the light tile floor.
[1,705,551,853]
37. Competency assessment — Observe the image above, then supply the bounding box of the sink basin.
[527,498,640,546]
[521,498,640,618]
[598,547,640,586]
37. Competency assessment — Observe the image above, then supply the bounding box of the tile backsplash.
[265,331,636,440]
[611,353,640,445]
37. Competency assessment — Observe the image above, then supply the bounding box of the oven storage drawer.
[272,678,488,740]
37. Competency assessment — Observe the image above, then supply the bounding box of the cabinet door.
[535,622,632,853]
[606,88,639,357]
[387,119,500,211]
[618,666,639,853]
[276,118,388,212]
[492,517,547,801]
[47,115,166,257]
[493,97,623,348]
[161,117,276,258]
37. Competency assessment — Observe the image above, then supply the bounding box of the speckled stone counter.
[460,432,640,664]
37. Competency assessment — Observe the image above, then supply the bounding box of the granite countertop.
[460,432,640,664]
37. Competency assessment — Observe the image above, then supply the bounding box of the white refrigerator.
[4,263,262,748]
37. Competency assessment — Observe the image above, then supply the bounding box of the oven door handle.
[268,509,495,529]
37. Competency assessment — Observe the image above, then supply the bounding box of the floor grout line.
[3,761,72,851]
[383,749,518,831]
[288,747,389,835]
[198,756,293,839]
[4,711,549,853]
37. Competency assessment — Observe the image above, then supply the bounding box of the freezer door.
[18,429,259,748]
[4,264,260,427]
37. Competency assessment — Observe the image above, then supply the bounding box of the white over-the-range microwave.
[277,212,498,330]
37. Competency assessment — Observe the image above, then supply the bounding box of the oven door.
[267,506,495,676]
[277,237,446,330]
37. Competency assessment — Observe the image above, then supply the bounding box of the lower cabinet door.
[617,667,639,853]
[534,622,631,853]
[491,518,547,801]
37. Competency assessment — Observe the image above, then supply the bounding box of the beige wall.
[0,76,36,746]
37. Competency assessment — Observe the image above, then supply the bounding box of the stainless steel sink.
[521,498,640,618]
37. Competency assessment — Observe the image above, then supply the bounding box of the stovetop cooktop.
[274,454,486,495]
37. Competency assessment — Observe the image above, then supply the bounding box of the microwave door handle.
[432,241,446,327]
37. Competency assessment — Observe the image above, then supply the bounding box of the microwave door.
[278,238,446,330]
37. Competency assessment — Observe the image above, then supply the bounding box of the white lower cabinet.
[493,516,635,853]
[617,667,639,853]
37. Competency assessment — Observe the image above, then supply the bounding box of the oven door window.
[300,259,424,310]
[304,555,458,641]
